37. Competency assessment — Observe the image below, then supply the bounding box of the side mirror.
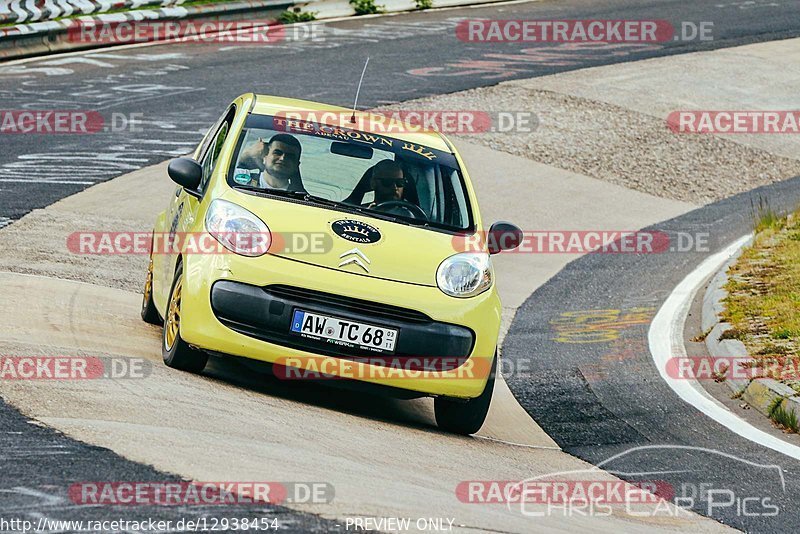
[168,157,202,192]
[487,221,523,254]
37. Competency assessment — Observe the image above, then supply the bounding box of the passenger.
[235,134,305,192]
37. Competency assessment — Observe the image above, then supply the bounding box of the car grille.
[264,284,432,324]
[211,280,475,368]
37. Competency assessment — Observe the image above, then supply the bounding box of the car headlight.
[205,199,270,257]
[436,252,492,298]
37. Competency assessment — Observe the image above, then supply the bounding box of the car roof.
[250,94,453,153]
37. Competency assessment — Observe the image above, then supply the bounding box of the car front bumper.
[179,252,501,399]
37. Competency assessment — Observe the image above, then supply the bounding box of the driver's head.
[262,134,301,181]
[371,160,405,203]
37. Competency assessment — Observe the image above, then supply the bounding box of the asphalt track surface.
[1,0,800,222]
[0,402,346,532]
[504,178,800,533]
[2,0,800,532]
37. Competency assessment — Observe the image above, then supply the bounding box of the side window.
[194,108,229,160]
[199,122,230,192]
[194,105,236,161]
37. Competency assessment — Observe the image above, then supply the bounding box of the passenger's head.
[371,159,405,203]
[263,134,301,180]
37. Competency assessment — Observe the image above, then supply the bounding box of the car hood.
[222,190,463,287]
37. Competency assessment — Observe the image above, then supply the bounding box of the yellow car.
[141,94,521,434]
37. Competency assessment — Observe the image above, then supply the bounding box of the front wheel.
[162,263,208,373]
[434,353,497,435]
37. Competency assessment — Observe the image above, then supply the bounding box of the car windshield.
[227,113,473,231]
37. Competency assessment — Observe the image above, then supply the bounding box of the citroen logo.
[338,248,371,273]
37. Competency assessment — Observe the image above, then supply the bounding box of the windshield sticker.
[234,168,254,185]
[400,142,436,161]
[331,219,382,244]
[275,117,395,146]
[244,114,456,166]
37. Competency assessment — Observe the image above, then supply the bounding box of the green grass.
[278,9,317,24]
[756,343,790,355]
[724,205,800,383]
[769,397,799,433]
[350,0,385,15]
[751,195,783,233]
[719,327,748,341]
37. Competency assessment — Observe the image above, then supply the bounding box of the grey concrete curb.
[702,235,800,424]
[0,0,509,61]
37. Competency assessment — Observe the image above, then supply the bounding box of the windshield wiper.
[233,184,429,227]
[235,184,363,211]
[234,185,341,208]
[233,184,309,199]
[362,210,431,227]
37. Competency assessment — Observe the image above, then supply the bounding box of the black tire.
[162,263,208,373]
[141,254,162,325]
[434,353,497,435]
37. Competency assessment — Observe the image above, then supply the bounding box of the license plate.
[290,309,398,353]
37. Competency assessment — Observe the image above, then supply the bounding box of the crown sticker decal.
[331,219,381,244]
[342,225,370,237]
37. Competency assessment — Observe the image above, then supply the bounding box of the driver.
[367,159,406,208]
[234,134,306,192]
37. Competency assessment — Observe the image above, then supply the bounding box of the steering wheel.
[372,200,429,221]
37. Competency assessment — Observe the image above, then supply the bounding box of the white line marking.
[474,435,561,450]
[39,57,115,67]
[0,179,94,184]
[648,233,800,461]
[129,139,197,145]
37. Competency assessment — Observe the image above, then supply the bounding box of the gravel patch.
[0,209,148,293]
[0,162,171,293]
[386,86,800,205]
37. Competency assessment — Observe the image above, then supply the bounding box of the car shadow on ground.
[197,351,443,433]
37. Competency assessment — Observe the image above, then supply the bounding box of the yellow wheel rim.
[142,257,153,309]
[165,276,182,351]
